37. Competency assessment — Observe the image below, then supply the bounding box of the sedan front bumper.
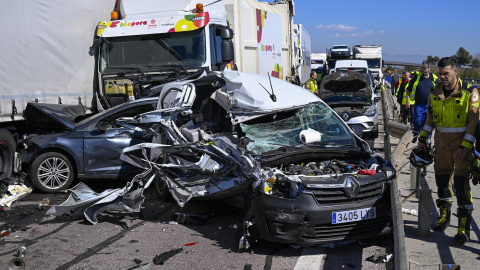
[251,182,392,245]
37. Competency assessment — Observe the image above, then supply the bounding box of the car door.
[83,102,156,178]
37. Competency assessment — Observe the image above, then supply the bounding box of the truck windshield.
[100,28,206,73]
[366,60,381,68]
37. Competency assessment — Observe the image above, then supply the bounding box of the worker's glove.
[471,158,480,186]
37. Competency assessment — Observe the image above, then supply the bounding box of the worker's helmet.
[409,145,434,168]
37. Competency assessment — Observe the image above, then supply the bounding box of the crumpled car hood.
[23,102,86,131]
[319,71,372,100]
[215,70,318,116]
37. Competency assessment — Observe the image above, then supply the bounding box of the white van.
[334,59,369,74]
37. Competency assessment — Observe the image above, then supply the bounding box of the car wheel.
[0,129,16,179]
[153,172,172,202]
[30,152,74,193]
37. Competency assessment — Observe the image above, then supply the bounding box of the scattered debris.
[184,242,196,246]
[0,229,10,237]
[402,208,418,216]
[123,261,150,270]
[170,212,209,225]
[133,258,142,264]
[129,240,140,244]
[0,184,32,207]
[365,252,392,263]
[38,197,51,210]
[8,246,27,269]
[152,248,183,265]
[45,168,156,224]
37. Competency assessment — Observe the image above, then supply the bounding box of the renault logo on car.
[342,112,349,121]
[344,176,360,199]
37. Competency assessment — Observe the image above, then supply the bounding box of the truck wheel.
[0,129,15,179]
[153,172,173,202]
[30,152,74,193]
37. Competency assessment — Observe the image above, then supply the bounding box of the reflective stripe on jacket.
[401,79,413,105]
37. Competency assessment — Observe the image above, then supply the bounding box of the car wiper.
[312,141,358,148]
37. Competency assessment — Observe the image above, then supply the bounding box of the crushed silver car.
[48,70,395,247]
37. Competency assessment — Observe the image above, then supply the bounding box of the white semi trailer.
[0,0,309,179]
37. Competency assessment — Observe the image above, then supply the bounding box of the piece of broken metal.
[46,167,155,224]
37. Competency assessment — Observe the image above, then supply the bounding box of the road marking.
[293,247,326,270]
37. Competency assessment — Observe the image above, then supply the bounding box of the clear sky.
[266,0,480,63]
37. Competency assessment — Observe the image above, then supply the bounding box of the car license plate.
[332,207,376,224]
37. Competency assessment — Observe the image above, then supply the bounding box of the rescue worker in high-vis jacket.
[305,71,319,95]
[417,57,479,244]
[395,71,412,124]
[407,64,440,137]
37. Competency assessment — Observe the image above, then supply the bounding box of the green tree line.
[423,47,480,79]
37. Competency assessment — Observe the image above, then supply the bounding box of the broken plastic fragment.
[402,208,418,216]
[0,184,32,207]
[184,242,196,246]
[0,229,10,237]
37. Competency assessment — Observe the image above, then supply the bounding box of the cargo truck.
[353,45,384,88]
[0,0,309,180]
[292,24,312,85]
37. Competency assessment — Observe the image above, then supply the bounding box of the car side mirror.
[96,122,109,133]
[374,97,381,103]
[350,125,363,137]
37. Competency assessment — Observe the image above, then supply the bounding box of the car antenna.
[267,72,277,102]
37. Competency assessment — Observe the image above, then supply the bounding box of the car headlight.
[261,174,304,199]
[364,106,377,117]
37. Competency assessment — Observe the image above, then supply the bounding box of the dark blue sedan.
[17,98,158,193]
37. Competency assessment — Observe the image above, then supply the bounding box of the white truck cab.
[334,59,369,74]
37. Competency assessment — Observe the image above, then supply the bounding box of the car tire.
[0,129,16,179]
[153,172,173,202]
[30,152,74,193]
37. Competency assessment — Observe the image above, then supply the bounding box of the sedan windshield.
[100,28,206,73]
[240,102,355,154]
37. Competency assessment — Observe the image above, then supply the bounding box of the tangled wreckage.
[46,70,396,246]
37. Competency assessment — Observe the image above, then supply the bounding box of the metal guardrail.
[381,82,408,270]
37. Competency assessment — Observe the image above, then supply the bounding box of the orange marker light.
[111,11,118,20]
[195,3,204,12]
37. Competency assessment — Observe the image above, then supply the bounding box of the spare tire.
[0,129,16,179]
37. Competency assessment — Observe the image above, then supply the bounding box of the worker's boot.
[454,207,473,244]
[434,199,452,231]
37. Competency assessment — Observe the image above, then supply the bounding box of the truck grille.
[304,181,384,205]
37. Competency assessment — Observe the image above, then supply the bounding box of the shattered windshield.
[100,28,206,73]
[240,102,354,154]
